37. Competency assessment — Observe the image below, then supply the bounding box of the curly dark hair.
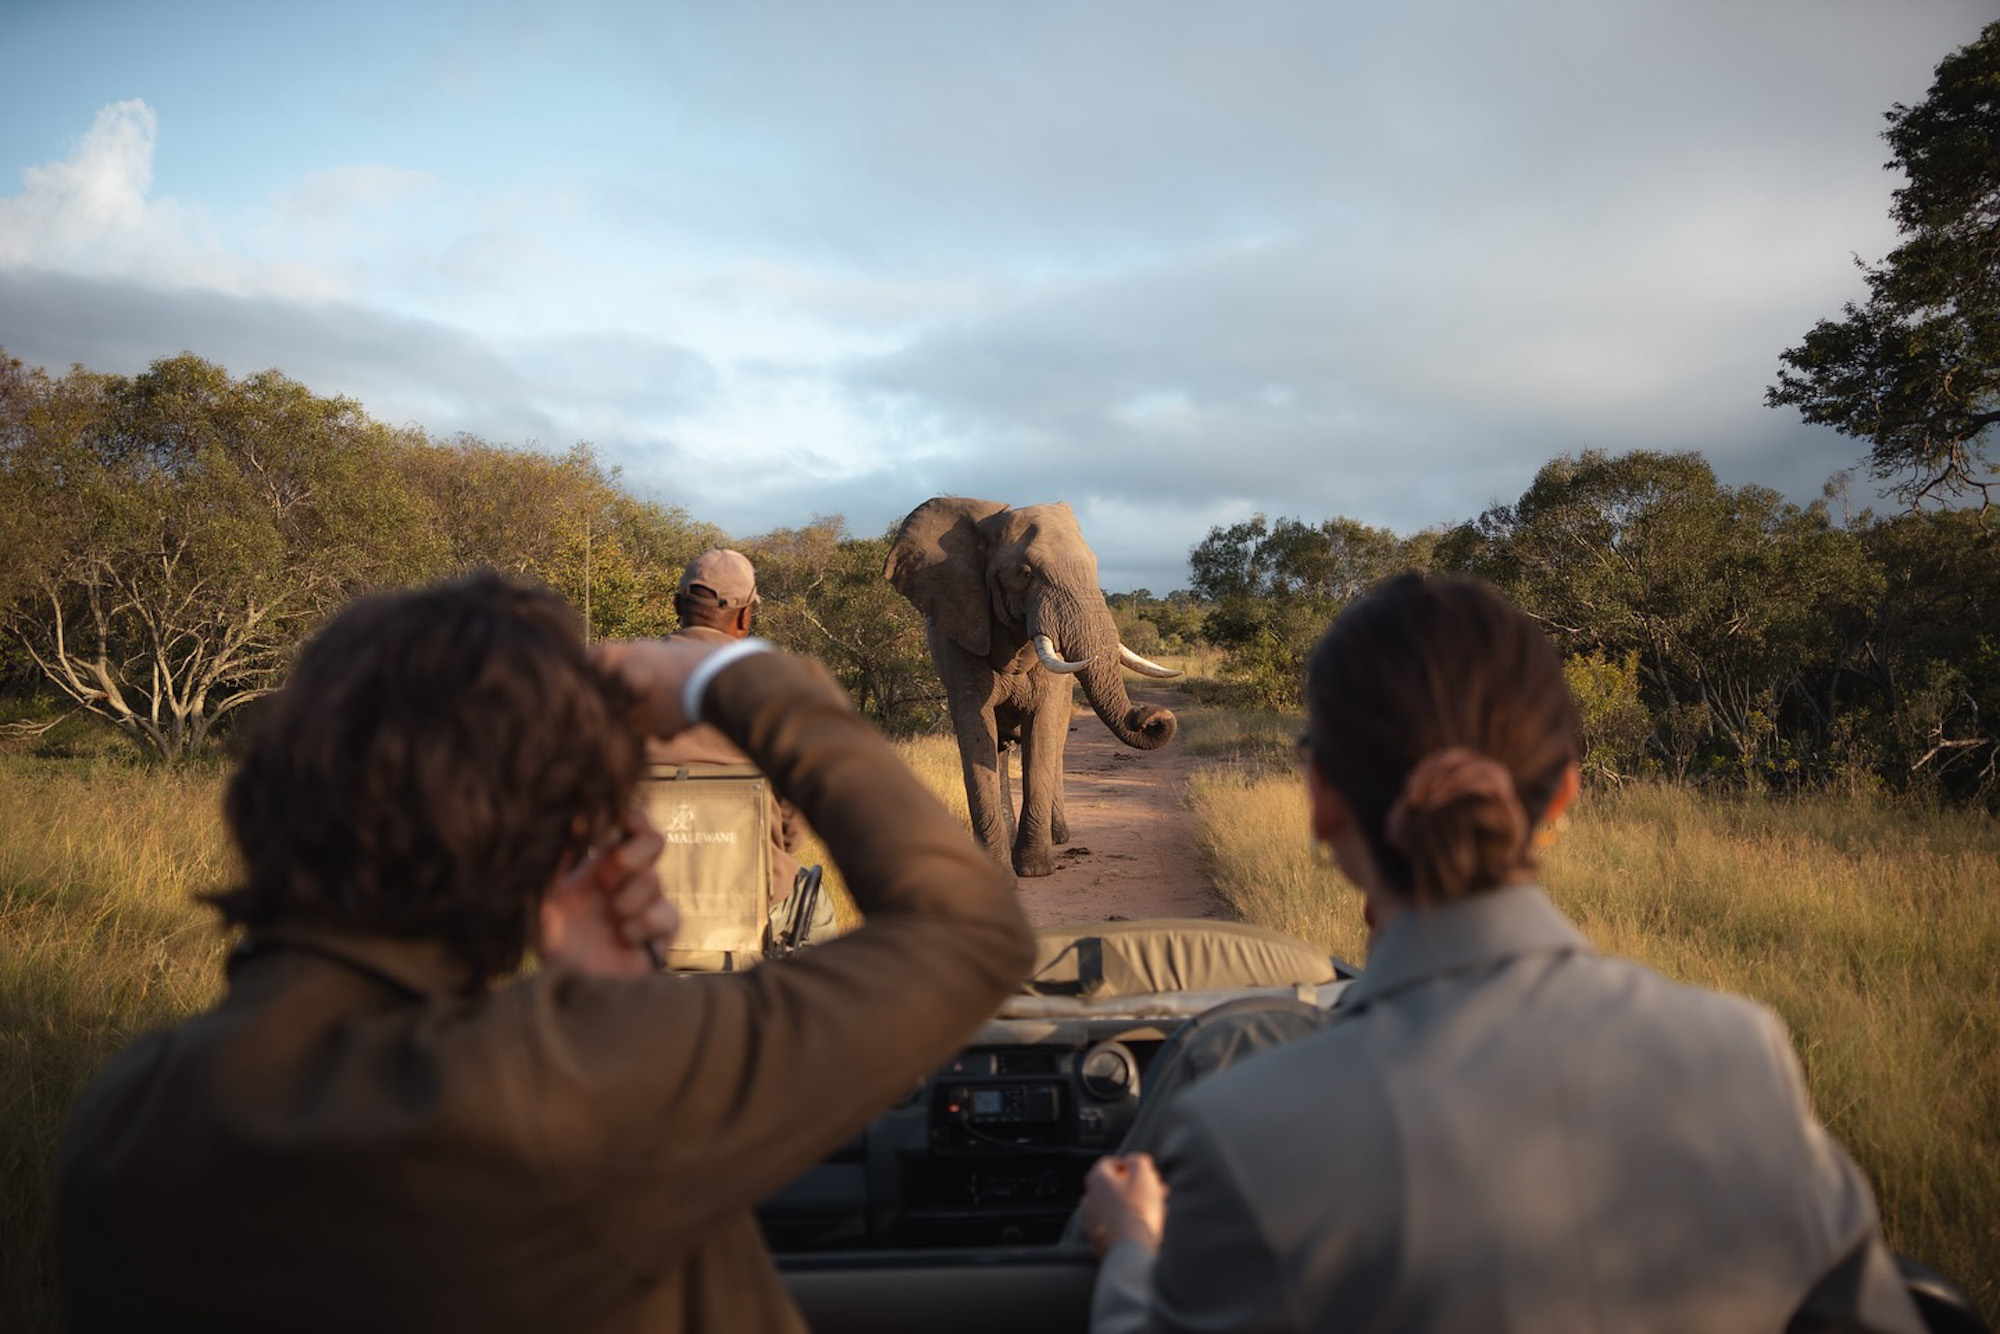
[209,572,643,980]
[1305,574,1580,905]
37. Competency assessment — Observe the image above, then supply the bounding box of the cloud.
[837,202,1871,584]
[0,100,156,264]
[0,267,715,451]
[0,98,355,303]
[5,0,1989,594]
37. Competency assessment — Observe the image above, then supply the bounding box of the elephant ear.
[886,496,1008,657]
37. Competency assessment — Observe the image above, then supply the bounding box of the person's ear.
[734,604,754,636]
[1305,753,1351,845]
[1543,761,1581,824]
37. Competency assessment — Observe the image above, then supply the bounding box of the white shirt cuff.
[682,637,774,725]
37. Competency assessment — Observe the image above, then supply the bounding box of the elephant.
[885,496,1180,878]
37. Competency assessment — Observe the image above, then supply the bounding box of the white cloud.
[0,100,156,264]
[0,99,355,302]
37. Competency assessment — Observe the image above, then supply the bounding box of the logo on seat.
[662,802,739,845]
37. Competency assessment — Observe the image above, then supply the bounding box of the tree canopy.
[740,517,942,734]
[1189,451,1997,799]
[1768,21,2000,506]
[1189,514,1434,707]
[1444,450,1884,782]
[5,345,1992,799]
[0,353,724,762]
[393,435,722,642]
[0,353,437,761]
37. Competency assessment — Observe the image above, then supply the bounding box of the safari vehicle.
[761,917,1353,1333]
[756,918,1992,1334]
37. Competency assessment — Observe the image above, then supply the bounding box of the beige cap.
[678,548,759,609]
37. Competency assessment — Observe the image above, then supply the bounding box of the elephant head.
[885,497,1178,750]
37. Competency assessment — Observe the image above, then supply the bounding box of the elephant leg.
[947,692,1013,873]
[998,741,1018,850]
[1051,737,1070,845]
[1013,675,1073,878]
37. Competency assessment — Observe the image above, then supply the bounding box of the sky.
[2,1,1992,592]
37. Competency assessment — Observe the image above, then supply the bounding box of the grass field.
[5,709,1996,1325]
[1,758,237,1328]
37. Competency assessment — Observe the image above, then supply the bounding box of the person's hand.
[536,807,677,977]
[592,637,725,741]
[1082,1153,1169,1256]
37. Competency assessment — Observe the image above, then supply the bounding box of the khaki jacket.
[58,651,1033,1333]
[1093,886,1921,1334]
[646,624,804,913]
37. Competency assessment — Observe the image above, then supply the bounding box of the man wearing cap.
[650,549,819,961]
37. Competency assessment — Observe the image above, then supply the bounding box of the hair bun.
[1384,747,1529,901]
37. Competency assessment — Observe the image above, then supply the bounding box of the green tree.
[1187,516,1272,604]
[1850,509,2000,797]
[1768,21,2000,506]
[1188,514,1424,707]
[1149,591,1211,650]
[1189,515,1416,614]
[0,352,439,762]
[1104,593,1161,656]
[1452,450,1882,785]
[1563,650,1651,782]
[392,436,721,641]
[743,518,942,734]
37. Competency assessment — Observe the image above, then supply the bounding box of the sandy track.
[1012,686,1223,928]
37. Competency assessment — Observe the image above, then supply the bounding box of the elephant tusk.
[1034,633,1092,675]
[1118,644,1183,678]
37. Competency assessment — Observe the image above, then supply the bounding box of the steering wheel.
[1062,994,1333,1245]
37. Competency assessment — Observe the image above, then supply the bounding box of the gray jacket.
[1093,885,1921,1333]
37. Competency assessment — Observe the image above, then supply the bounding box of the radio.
[942,1081,1063,1126]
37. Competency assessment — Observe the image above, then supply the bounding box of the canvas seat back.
[638,763,773,962]
[1021,918,1339,998]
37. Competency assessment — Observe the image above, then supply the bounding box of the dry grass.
[1187,761,1367,967]
[1548,783,2000,1316]
[1174,703,1303,768]
[1,758,236,1328]
[1141,645,1230,681]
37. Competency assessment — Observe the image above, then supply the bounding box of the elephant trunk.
[1029,586,1176,751]
[1074,643,1177,751]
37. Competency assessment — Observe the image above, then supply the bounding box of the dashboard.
[758,918,1355,1256]
[758,1016,1180,1251]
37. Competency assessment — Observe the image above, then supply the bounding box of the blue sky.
[2,0,1991,591]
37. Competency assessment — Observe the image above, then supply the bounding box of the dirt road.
[1013,686,1224,928]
